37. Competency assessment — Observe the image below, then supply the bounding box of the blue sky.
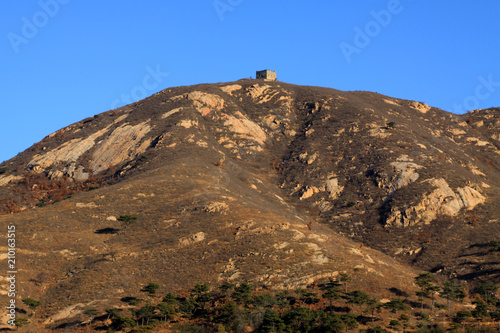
[1,1,500,163]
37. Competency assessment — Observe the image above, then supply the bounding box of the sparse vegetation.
[339,273,351,292]
[440,279,466,316]
[0,172,104,214]
[141,282,160,295]
[24,278,495,332]
[487,240,500,252]
[13,318,30,328]
[22,297,41,317]
[35,199,48,207]
[415,273,439,313]
[118,214,138,222]
[474,281,499,305]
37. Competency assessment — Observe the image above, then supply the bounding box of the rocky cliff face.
[0,80,498,328]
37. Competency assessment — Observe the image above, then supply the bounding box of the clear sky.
[1,1,499,163]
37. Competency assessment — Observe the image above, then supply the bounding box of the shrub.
[156,302,176,322]
[172,323,215,333]
[111,316,136,330]
[83,308,98,315]
[105,308,122,320]
[488,240,500,252]
[431,324,446,333]
[214,301,238,326]
[366,326,386,333]
[320,313,345,333]
[35,198,50,207]
[283,307,317,332]
[13,318,29,327]
[162,292,179,304]
[179,298,199,318]
[399,314,410,322]
[340,314,359,330]
[389,319,400,327]
[419,312,430,321]
[490,310,500,321]
[417,324,446,333]
[231,282,253,305]
[434,302,446,309]
[252,293,276,308]
[118,215,137,222]
[471,299,488,318]
[474,281,499,304]
[141,282,160,295]
[22,298,41,312]
[455,310,471,320]
[127,298,141,306]
[260,309,285,332]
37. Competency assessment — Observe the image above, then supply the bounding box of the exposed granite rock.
[220,84,242,95]
[0,175,22,187]
[90,121,151,173]
[222,111,267,146]
[389,157,423,192]
[408,100,431,113]
[325,178,343,199]
[386,178,486,227]
[187,91,225,116]
[179,232,206,246]
[28,126,111,170]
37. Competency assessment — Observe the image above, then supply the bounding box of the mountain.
[0,79,498,329]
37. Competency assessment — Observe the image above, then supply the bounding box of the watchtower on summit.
[256,70,277,81]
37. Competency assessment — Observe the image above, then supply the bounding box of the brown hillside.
[0,79,498,329]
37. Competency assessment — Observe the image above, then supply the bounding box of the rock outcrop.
[325,178,343,199]
[0,174,22,187]
[385,178,486,227]
[408,100,431,113]
[388,157,423,192]
[90,121,152,173]
[28,126,111,171]
[187,91,225,116]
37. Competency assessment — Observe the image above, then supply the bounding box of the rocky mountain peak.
[0,80,498,329]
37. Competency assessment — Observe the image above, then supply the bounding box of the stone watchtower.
[256,69,277,81]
